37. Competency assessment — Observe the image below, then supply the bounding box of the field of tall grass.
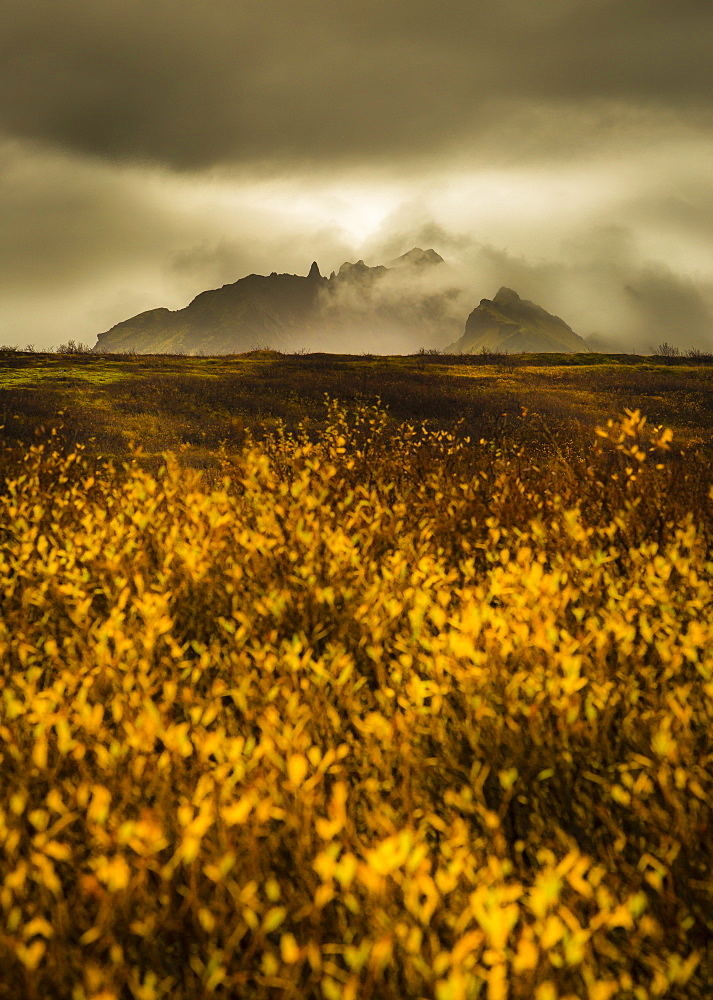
[1,354,712,998]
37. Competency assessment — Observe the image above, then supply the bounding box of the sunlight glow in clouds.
[3,137,713,352]
[2,0,713,351]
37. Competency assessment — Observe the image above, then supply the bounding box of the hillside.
[93,252,591,358]
[448,287,587,354]
[92,249,459,356]
[92,267,328,355]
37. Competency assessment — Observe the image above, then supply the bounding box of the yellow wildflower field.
[0,400,711,999]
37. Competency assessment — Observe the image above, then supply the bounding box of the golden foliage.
[0,399,711,998]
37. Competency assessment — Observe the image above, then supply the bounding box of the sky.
[3,0,713,353]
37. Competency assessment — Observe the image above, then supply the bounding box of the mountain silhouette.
[447,287,587,354]
[387,248,444,268]
[92,253,584,356]
[93,248,451,355]
[92,266,328,355]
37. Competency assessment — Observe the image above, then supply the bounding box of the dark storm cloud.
[0,139,177,290]
[2,0,713,170]
[3,0,713,353]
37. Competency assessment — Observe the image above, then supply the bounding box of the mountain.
[92,253,585,356]
[447,287,587,354]
[313,248,460,353]
[92,248,450,355]
[387,248,444,268]
[92,265,327,355]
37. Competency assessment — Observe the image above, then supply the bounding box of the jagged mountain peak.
[336,259,387,280]
[447,287,587,355]
[334,248,444,278]
[492,286,521,306]
[92,251,585,357]
[387,247,444,268]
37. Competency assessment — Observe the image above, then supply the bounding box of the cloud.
[0,139,362,348]
[622,270,713,351]
[337,213,713,355]
[3,133,713,353]
[0,139,179,291]
[2,0,713,171]
[2,0,712,352]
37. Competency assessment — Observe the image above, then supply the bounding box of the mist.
[5,135,713,353]
[2,0,712,353]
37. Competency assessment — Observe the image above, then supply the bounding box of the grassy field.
[0,350,712,999]
[2,349,713,463]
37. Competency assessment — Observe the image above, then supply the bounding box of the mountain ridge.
[92,248,449,355]
[92,251,584,355]
[446,287,587,354]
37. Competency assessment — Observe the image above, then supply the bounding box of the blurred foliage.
[0,394,712,998]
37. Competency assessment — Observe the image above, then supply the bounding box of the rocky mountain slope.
[447,287,587,354]
[92,251,585,356]
[92,265,328,356]
[92,249,457,355]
